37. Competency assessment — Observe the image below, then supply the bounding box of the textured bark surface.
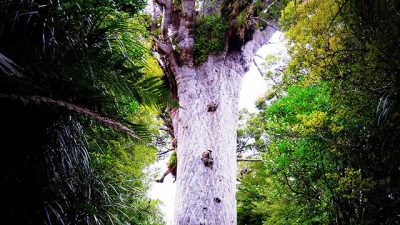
[174,55,242,225]
[172,28,273,225]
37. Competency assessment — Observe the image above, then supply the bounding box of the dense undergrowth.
[0,0,168,224]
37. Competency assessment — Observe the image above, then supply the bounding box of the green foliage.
[238,0,400,224]
[193,13,228,64]
[237,162,269,225]
[87,132,164,224]
[167,151,177,169]
[234,9,250,41]
[260,0,291,21]
[238,84,335,224]
[0,0,168,224]
[173,0,182,10]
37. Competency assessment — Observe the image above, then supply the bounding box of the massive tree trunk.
[174,55,242,224]
[151,0,273,223]
[173,39,270,224]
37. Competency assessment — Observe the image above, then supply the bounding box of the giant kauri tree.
[150,0,281,223]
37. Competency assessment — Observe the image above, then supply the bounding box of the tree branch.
[222,0,242,57]
[253,58,265,76]
[160,0,172,44]
[253,58,278,84]
[160,112,174,138]
[283,173,320,200]
[151,0,181,87]
[154,0,166,7]
[156,55,178,100]
[177,0,195,66]
[157,148,175,156]
[237,158,262,162]
[152,36,170,54]
[171,4,181,40]
[2,94,141,139]
[151,0,162,34]
[251,17,278,30]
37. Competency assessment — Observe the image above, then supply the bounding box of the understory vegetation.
[237,0,400,224]
[0,0,168,224]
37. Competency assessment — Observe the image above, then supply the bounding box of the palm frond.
[0,0,166,224]
[0,53,25,78]
[0,94,141,139]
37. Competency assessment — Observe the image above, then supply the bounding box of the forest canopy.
[237,0,400,224]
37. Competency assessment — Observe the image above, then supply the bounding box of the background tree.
[237,0,400,224]
[149,0,288,223]
[0,0,169,224]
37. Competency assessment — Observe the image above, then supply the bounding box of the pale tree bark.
[151,1,275,224]
[174,55,241,224]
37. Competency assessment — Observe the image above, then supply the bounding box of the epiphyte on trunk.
[201,150,214,168]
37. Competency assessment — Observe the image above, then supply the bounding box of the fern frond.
[135,76,179,110]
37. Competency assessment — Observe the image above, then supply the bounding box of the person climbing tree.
[156,151,178,183]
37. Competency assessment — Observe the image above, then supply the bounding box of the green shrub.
[194,13,228,64]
